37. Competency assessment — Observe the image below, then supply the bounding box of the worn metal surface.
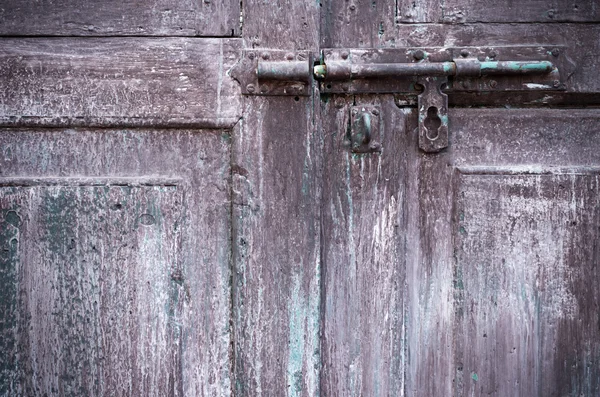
[0,38,241,128]
[319,47,565,95]
[0,129,232,396]
[0,0,240,36]
[417,77,449,152]
[231,50,313,96]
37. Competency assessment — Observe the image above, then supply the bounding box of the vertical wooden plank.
[232,95,322,396]
[243,0,319,50]
[320,0,396,48]
[404,111,456,396]
[233,1,321,395]
[320,95,407,396]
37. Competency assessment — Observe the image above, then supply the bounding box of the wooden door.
[2,1,600,397]
[0,1,324,396]
[0,4,243,396]
[319,2,600,397]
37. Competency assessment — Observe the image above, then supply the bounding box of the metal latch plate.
[231,50,313,96]
[320,46,570,94]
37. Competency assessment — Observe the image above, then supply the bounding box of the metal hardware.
[315,46,569,153]
[231,50,312,96]
[316,46,568,94]
[347,106,381,154]
[418,77,449,153]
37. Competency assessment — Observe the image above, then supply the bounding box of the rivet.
[413,49,425,61]
[248,52,256,60]
[551,48,560,57]
[286,52,294,60]
[489,80,497,88]
[261,52,270,60]
[371,108,379,116]
[341,51,349,60]
[553,80,561,88]
[246,84,255,93]
[349,4,356,11]
[460,49,469,58]
[489,50,497,59]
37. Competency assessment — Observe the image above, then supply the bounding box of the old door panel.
[0,0,240,36]
[320,95,407,396]
[0,38,241,128]
[0,184,182,396]
[0,128,232,396]
[407,109,600,395]
[454,172,600,396]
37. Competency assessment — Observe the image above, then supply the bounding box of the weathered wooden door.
[0,1,322,396]
[1,1,599,396]
[318,3,600,397]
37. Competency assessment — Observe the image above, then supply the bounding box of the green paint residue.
[0,202,21,395]
[287,275,307,396]
[471,372,478,382]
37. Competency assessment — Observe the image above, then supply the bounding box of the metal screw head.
[413,49,425,61]
[261,52,270,60]
[489,50,497,59]
[553,80,561,88]
[551,48,560,57]
[246,84,255,93]
[460,49,470,58]
[285,53,294,60]
[489,80,497,88]
[371,108,379,116]
[349,4,356,10]
[248,52,256,60]
[341,51,349,60]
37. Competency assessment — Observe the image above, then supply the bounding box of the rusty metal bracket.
[418,77,449,153]
[347,106,381,153]
[231,50,313,96]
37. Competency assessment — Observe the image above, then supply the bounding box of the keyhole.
[424,106,441,140]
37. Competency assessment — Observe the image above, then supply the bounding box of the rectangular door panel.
[0,0,240,36]
[0,128,232,396]
[0,38,241,129]
[454,172,600,396]
[0,184,182,396]
[408,108,600,395]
